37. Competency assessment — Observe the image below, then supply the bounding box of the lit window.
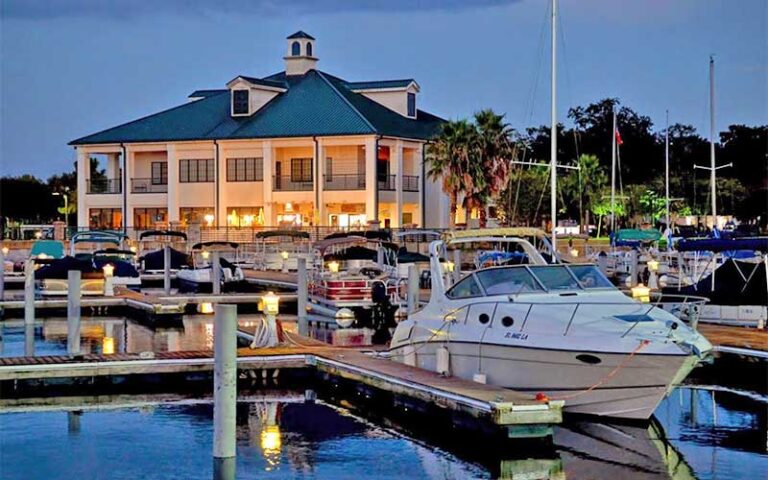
[232,90,249,115]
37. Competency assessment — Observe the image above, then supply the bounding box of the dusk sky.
[1,0,765,178]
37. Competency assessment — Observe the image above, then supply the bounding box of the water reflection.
[0,315,270,357]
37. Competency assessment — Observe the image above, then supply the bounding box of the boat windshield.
[527,265,581,290]
[475,268,543,295]
[568,265,613,289]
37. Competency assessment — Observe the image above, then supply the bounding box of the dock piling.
[24,259,34,326]
[212,251,221,296]
[213,303,237,461]
[0,246,5,302]
[297,257,308,336]
[407,264,418,315]
[629,250,639,287]
[67,270,82,356]
[163,244,171,295]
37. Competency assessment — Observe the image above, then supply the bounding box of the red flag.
[615,128,624,146]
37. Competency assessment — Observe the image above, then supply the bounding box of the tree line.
[428,98,767,233]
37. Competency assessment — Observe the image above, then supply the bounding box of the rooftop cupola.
[284,31,317,76]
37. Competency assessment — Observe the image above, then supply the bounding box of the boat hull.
[390,341,698,420]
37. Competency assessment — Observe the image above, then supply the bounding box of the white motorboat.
[252,230,312,271]
[389,234,713,420]
[176,241,245,293]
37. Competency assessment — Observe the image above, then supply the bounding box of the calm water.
[0,317,766,479]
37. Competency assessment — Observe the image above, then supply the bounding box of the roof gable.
[287,31,315,40]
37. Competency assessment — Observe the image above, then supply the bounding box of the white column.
[262,141,273,226]
[123,146,133,230]
[76,148,89,227]
[364,137,377,223]
[317,139,326,226]
[166,144,179,222]
[393,140,404,228]
[418,144,425,227]
[217,143,227,226]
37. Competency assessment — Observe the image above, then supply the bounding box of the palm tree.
[563,154,607,233]
[473,110,514,227]
[427,119,475,227]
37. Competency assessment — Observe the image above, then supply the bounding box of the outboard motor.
[370,280,396,344]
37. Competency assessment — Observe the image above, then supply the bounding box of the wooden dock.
[0,333,562,436]
[698,324,768,358]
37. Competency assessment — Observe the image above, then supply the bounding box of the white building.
[71,31,450,233]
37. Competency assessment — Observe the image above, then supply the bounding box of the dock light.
[1,246,8,256]
[570,248,579,258]
[198,302,214,314]
[647,259,659,272]
[444,261,455,273]
[129,246,138,253]
[328,261,340,274]
[280,250,289,273]
[103,337,115,355]
[102,264,115,278]
[262,291,280,315]
[201,250,210,261]
[36,252,49,260]
[281,250,289,260]
[35,231,42,239]
[631,283,651,303]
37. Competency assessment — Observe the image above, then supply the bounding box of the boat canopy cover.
[397,249,430,263]
[71,231,127,244]
[35,256,98,279]
[139,230,187,241]
[676,237,768,253]
[94,248,137,256]
[324,244,397,262]
[448,227,547,240]
[140,247,190,270]
[324,230,392,241]
[191,241,239,250]
[664,258,767,306]
[611,229,661,246]
[313,236,368,252]
[30,240,64,259]
[254,230,310,240]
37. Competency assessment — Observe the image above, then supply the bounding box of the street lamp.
[52,190,69,236]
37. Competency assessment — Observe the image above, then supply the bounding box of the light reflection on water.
[0,385,765,480]
[0,315,274,357]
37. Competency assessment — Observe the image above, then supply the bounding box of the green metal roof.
[70,70,443,145]
[287,31,315,40]
[345,79,416,90]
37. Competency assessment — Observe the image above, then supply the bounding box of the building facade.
[71,32,450,232]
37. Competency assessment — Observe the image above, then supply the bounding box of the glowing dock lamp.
[102,336,115,355]
[35,231,42,239]
[129,245,138,253]
[631,283,651,303]
[198,302,214,314]
[570,248,579,258]
[252,291,281,348]
[201,249,210,266]
[647,259,660,289]
[102,263,115,296]
[2,246,9,256]
[281,250,289,273]
[444,261,455,273]
[327,260,340,274]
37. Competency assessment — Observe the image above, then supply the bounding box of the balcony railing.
[273,175,313,191]
[403,175,420,192]
[324,174,365,191]
[131,178,168,193]
[87,178,121,194]
[378,175,395,191]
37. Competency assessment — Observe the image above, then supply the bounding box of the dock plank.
[698,324,768,352]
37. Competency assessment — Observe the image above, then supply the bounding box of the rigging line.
[522,0,552,127]
[533,164,551,223]
[555,1,582,161]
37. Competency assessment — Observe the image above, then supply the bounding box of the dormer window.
[291,41,301,56]
[407,92,416,117]
[306,42,313,57]
[232,89,249,115]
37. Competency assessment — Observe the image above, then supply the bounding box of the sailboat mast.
[665,109,670,234]
[610,108,617,234]
[550,0,558,262]
[709,55,717,228]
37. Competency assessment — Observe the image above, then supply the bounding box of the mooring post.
[407,264,419,315]
[24,259,34,326]
[452,248,461,284]
[0,246,5,302]
[629,249,639,287]
[212,250,222,295]
[67,270,82,356]
[163,244,172,295]
[297,257,308,336]
[213,303,237,462]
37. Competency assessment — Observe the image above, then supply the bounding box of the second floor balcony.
[378,175,419,192]
[87,178,121,194]
[324,174,365,191]
[273,175,313,192]
[131,178,168,194]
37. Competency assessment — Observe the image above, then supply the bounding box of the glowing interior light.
[103,336,115,355]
